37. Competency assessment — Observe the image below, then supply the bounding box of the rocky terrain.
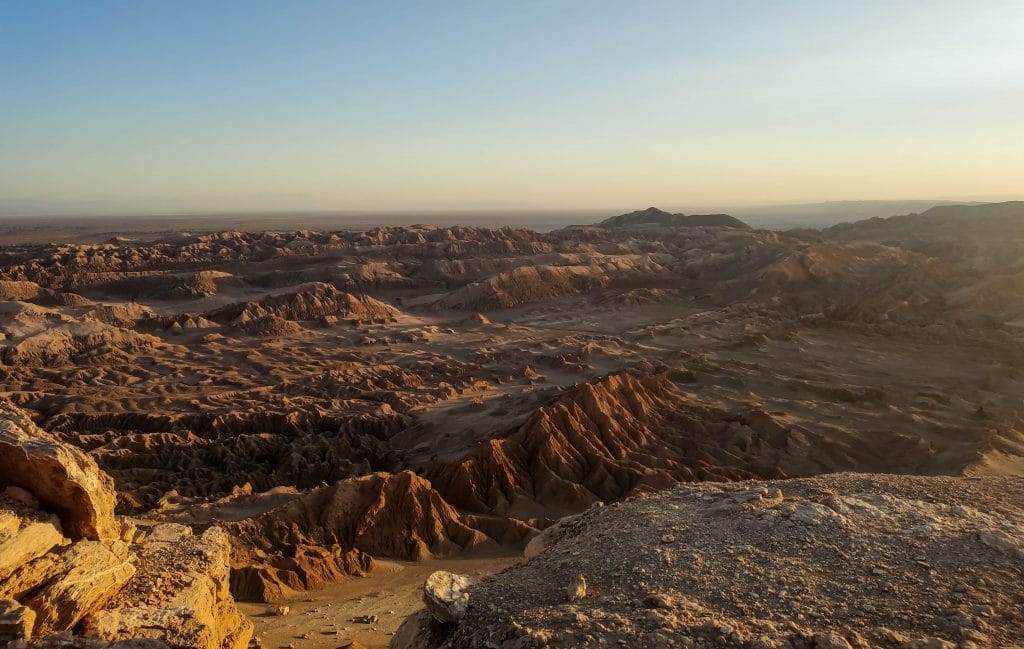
[1,203,1022,647]
[393,474,1024,648]
[0,401,251,649]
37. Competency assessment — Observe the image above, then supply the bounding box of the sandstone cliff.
[0,402,252,649]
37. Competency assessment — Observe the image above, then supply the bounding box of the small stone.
[567,574,588,602]
[642,593,674,609]
[273,605,290,617]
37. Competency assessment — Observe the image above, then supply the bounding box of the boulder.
[0,543,64,602]
[422,571,473,623]
[0,402,118,542]
[0,508,64,584]
[24,541,136,637]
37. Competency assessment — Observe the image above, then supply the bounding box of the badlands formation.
[0,204,1022,648]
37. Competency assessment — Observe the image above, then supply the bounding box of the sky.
[2,1,1023,215]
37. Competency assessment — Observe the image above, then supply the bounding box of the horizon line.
[2,197,1019,221]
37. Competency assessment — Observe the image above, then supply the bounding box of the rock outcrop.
[205,283,398,324]
[428,254,674,312]
[22,541,136,638]
[1,320,159,367]
[0,403,251,649]
[49,400,409,513]
[226,471,534,602]
[230,314,302,337]
[427,371,868,521]
[82,525,252,649]
[0,501,64,583]
[0,280,91,307]
[0,402,118,542]
[429,265,613,311]
[82,270,234,301]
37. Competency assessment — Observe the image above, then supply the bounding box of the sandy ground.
[239,553,520,649]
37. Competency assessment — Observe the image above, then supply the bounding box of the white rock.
[423,571,474,623]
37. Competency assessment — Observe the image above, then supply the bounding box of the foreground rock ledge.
[391,473,1024,649]
[82,525,252,649]
[0,402,252,649]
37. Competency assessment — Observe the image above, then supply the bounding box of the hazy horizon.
[1,199,1015,245]
[0,196,1016,220]
[3,2,1023,213]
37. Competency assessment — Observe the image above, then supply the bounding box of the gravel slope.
[394,473,1024,649]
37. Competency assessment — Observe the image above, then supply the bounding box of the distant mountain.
[726,200,979,230]
[597,207,750,230]
[900,200,1024,222]
[824,201,1024,240]
[820,201,1024,273]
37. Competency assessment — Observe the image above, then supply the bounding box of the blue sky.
[2,1,1023,213]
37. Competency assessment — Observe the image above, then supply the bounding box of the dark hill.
[597,206,750,230]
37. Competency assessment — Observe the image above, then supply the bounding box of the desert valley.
[0,203,1022,648]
